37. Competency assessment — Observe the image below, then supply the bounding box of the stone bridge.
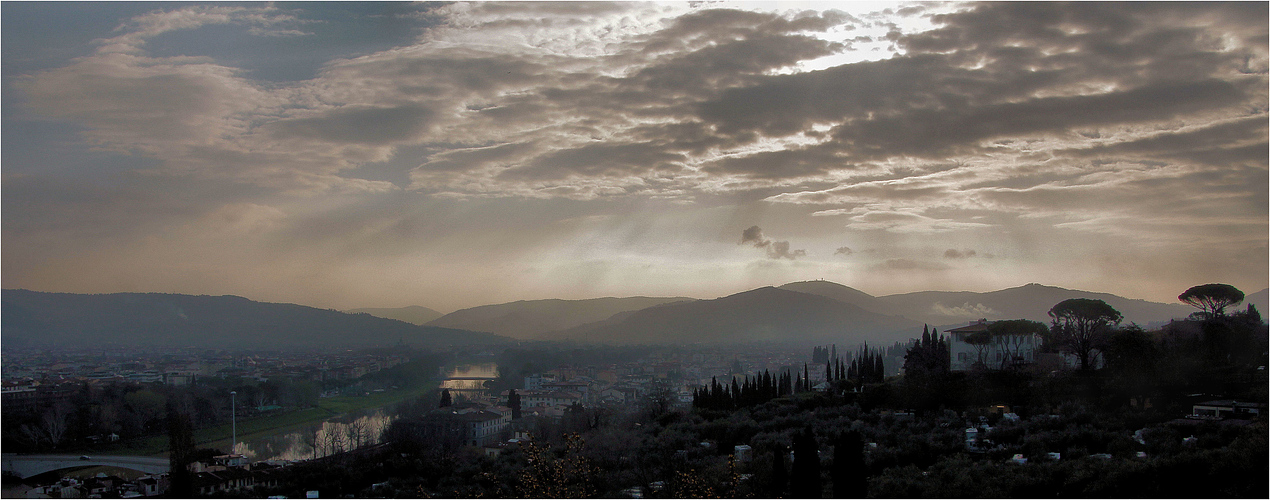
[2,454,168,478]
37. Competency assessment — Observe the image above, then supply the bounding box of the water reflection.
[230,362,499,462]
[234,410,395,462]
[439,362,498,392]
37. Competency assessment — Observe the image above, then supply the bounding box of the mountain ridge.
[1,289,509,349]
[347,305,445,325]
[425,296,698,339]
[545,286,921,346]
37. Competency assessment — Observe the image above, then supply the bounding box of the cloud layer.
[3,2,1266,309]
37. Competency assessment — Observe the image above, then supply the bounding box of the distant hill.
[1245,288,1268,317]
[1,290,509,349]
[426,296,697,340]
[346,305,445,325]
[874,283,1196,327]
[778,280,894,315]
[773,281,1206,330]
[548,287,920,346]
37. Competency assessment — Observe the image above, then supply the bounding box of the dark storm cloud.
[328,55,544,94]
[741,225,770,248]
[631,33,842,92]
[6,2,1267,308]
[767,241,806,260]
[824,80,1246,159]
[1060,117,1269,165]
[498,142,687,181]
[695,2,1265,178]
[739,225,805,260]
[640,8,855,54]
[704,147,849,179]
[943,249,976,259]
[269,104,436,145]
[418,142,536,172]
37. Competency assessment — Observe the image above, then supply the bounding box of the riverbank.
[84,384,440,458]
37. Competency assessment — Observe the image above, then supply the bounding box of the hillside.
[1,290,508,349]
[875,283,1196,327]
[778,280,895,315]
[346,305,445,325]
[426,296,697,340]
[549,287,920,346]
[1244,288,1268,317]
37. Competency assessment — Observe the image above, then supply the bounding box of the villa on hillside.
[947,319,1043,371]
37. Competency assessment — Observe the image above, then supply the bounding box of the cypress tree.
[790,427,823,498]
[831,431,867,498]
[508,389,522,420]
[770,447,789,498]
[439,388,453,408]
[166,405,195,498]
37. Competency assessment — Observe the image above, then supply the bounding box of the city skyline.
[3,1,1267,312]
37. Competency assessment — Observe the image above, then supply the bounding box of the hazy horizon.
[4,2,1267,313]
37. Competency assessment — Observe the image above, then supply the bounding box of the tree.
[508,389,522,420]
[1104,324,1160,402]
[832,431,867,498]
[790,427,823,498]
[962,331,994,369]
[439,389,453,408]
[985,319,1048,369]
[167,406,196,497]
[1049,298,1122,371]
[516,433,597,498]
[1179,284,1245,319]
[769,448,789,498]
[903,326,949,377]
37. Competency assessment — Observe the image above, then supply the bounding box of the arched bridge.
[2,454,168,478]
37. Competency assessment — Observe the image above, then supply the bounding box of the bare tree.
[346,419,368,450]
[301,425,321,460]
[40,401,73,448]
[324,424,346,455]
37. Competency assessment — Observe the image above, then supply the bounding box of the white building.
[947,320,1043,371]
[458,410,512,447]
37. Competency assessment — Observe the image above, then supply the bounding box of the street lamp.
[230,391,237,456]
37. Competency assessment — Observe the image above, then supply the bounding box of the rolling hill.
[346,305,445,325]
[1,290,509,349]
[548,286,920,346]
[781,281,1208,328]
[874,283,1197,327]
[425,296,697,339]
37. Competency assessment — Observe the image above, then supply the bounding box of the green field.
[96,385,440,457]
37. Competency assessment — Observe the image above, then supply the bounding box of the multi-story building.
[947,319,1043,371]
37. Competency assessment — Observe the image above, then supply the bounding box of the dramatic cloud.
[739,226,805,260]
[3,2,1265,309]
[741,225,770,248]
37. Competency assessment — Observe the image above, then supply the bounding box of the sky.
[3,1,1267,313]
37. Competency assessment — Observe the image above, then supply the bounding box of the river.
[227,362,499,462]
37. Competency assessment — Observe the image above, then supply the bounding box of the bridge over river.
[2,454,168,478]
